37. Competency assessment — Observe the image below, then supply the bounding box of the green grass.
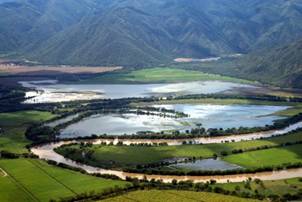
[101,190,260,202]
[0,159,129,202]
[77,67,253,84]
[216,177,302,198]
[56,131,302,169]
[275,104,302,116]
[223,144,302,168]
[0,110,56,153]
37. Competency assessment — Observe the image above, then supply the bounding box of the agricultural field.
[100,190,260,202]
[56,131,302,169]
[77,67,252,84]
[0,111,56,153]
[0,159,129,202]
[216,177,302,199]
[223,144,302,168]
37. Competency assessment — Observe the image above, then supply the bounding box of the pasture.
[78,67,251,84]
[223,144,302,168]
[56,131,302,169]
[0,110,56,153]
[101,190,260,202]
[0,159,129,202]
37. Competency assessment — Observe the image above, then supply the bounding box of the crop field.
[56,131,302,169]
[101,190,260,202]
[0,111,56,153]
[216,177,302,197]
[0,159,129,202]
[77,67,252,84]
[223,144,302,168]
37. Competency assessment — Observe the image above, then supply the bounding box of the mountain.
[1,0,302,67]
[236,39,302,88]
[0,0,99,53]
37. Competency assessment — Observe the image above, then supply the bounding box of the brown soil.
[0,64,122,75]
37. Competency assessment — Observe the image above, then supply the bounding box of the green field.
[56,131,302,169]
[223,144,302,168]
[0,111,56,153]
[101,190,260,202]
[0,159,129,202]
[77,68,252,84]
[216,177,302,198]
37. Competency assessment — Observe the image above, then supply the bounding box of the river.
[31,121,302,183]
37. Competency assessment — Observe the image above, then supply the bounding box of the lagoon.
[21,80,256,103]
[167,159,242,171]
[59,104,288,138]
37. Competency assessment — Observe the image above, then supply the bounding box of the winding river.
[31,121,302,183]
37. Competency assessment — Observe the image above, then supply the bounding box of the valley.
[0,0,302,201]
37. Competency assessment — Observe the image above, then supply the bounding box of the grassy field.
[77,67,252,84]
[0,159,129,202]
[56,131,302,169]
[216,177,302,198]
[0,110,56,153]
[101,190,260,202]
[223,144,302,168]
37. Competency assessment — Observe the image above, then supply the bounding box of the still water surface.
[60,104,288,138]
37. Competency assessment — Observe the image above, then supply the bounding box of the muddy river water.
[31,121,302,183]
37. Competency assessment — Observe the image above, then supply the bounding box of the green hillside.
[1,0,302,68]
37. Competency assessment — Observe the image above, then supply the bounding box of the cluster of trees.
[0,150,38,159]
[125,162,302,176]
[54,175,302,202]
[175,93,302,103]
[25,124,57,143]
[56,137,302,175]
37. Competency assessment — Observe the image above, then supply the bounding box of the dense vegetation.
[55,131,302,171]
[0,110,56,153]
[191,39,302,89]
[1,0,302,67]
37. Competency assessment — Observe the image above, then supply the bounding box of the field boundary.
[2,166,40,202]
[28,160,78,195]
[0,167,7,177]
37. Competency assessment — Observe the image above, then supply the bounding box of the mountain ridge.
[1,0,302,67]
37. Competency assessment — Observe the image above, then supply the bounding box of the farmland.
[0,159,129,202]
[77,67,253,84]
[223,144,302,168]
[101,190,260,202]
[0,111,56,153]
[56,131,302,169]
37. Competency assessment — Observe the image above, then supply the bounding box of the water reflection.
[20,80,256,103]
[59,104,288,138]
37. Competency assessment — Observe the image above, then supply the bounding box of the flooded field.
[20,80,257,103]
[59,104,288,138]
[167,158,242,171]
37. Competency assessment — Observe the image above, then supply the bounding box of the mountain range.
[236,39,302,88]
[1,0,302,68]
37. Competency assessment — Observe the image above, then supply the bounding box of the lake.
[154,104,288,129]
[167,158,242,171]
[59,104,288,138]
[20,80,257,103]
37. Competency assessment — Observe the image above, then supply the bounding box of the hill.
[237,39,302,88]
[1,0,302,67]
